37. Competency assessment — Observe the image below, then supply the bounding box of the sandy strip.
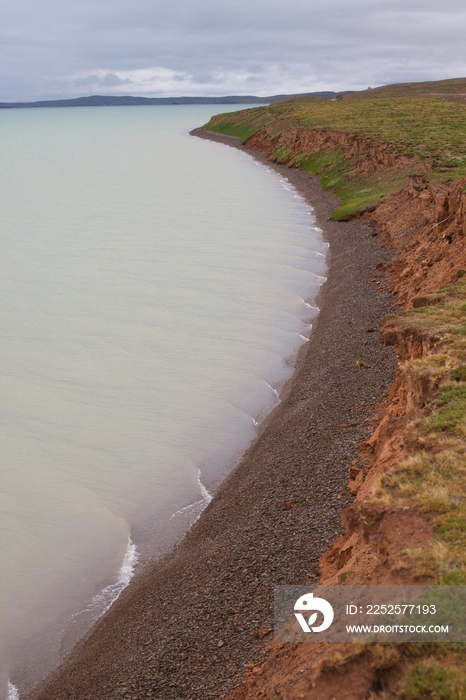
[27,130,396,700]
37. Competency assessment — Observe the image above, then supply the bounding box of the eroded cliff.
[222,119,466,700]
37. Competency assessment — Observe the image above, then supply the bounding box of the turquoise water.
[0,105,327,695]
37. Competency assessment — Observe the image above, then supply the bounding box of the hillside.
[203,96,466,699]
[342,76,466,101]
[0,91,338,109]
[204,97,466,219]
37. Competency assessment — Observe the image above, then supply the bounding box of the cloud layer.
[2,0,466,101]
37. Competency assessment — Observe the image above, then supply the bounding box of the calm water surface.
[0,105,327,695]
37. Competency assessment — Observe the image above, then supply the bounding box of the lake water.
[0,105,327,696]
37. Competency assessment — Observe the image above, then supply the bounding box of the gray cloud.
[1,0,466,101]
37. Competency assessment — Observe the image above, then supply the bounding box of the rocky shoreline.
[26,129,397,700]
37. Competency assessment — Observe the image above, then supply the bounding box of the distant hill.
[4,77,466,110]
[0,92,340,109]
[341,76,466,101]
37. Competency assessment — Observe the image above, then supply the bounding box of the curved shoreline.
[26,130,397,700]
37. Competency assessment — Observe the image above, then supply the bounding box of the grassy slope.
[204,97,466,220]
[343,76,466,100]
[375,278,466,585]
[204,91,466,696]
[355,281,466,699]
[204,96,466,166]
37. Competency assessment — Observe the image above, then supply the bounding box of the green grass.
[338,570,354,583]
[271,145,291,163]
[330,172,400,220]
[287,149,375,219]
[401,660,466,700]
[289,149,347,174]
[451,366,466,382]
[203,106,273,142]
[287,149,387,219]
[423,383,466,434]
[437,517,466,542]
[344,76,466,101]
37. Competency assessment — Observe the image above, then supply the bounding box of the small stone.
[217,640,224,647]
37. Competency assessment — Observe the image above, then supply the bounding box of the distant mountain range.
[0,92,341,109]
[4,77,466,110]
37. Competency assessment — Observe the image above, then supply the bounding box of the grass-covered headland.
[204,97,466,220]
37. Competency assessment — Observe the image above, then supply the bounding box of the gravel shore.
[27,130,396,700]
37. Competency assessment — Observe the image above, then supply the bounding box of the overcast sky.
[2,0,466,101]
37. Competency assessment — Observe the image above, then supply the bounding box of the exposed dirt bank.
[24,131,397,700]
[367,175,466,306]
[245,125,421,178]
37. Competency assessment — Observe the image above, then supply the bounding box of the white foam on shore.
[7,682,19,700]
[264,381,280,401]
[303,301,319,311]
[198,473,213,508]
[75,537,139,621]
[170,470,213,524]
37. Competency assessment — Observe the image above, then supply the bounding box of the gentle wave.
[90,538,138,617]
[73,538,139,622]
[303,301,319,311]
[264,381,280,401]
[170,470,213,524]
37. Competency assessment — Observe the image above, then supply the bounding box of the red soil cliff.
[224,127,466,700]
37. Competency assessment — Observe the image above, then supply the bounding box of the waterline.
[74,538,139,621]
